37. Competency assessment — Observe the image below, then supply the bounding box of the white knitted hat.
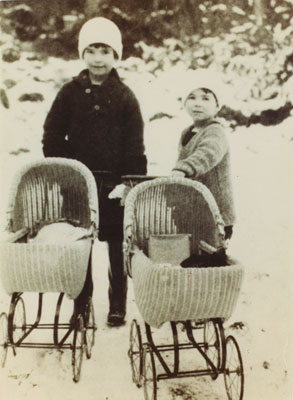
[78,17,123,60]
[181,69,225,108]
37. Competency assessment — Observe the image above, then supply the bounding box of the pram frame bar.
[7,292,76,350]
[129,318,244,400]
[145,319,223,381]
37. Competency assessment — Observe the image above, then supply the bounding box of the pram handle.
[91,171,164,187]
[122,175,163,187]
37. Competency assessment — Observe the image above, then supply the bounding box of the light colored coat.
[173,120,235,226]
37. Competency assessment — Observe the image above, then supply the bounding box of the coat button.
[94,105,100,110]
[85,88,91,94]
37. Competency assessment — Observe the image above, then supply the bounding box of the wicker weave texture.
[124,177,225,255]
[131,251,244,328]
[1,158,98,297]
[0,239,91,299]
[7,158,98,235]
[124,178,243,327]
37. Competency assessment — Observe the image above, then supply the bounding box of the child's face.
[83,43,116,83]
[184,88,219,123]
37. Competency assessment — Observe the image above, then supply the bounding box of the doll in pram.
[123,176,244,400]
[0,158,98,382]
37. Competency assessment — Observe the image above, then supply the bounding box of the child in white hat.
[43,17,147,327]
[171,69,235,240]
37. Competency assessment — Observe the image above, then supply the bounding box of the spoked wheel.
[142,344,157,400]
[84,299,96,359]
[72,314,85,383]
[129,319,143,387]
[203,320,222,379]
[9,295,26,346]
[0,313,9,367]
[224,335,244,400]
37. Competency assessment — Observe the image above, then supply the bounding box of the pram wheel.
[84,299,96,359]
[0,312,9,367]
[9,294,26,346]
[129,319,143,387]
[72,314,85,383]
[142,343,157,400]
[224,335,244,400]
[203,319,223,379]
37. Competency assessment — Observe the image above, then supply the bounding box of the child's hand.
[108,184,131,206]
[170,170,185,177]
[120,185,131,206]
[108,184,127,199]
[124,225,132,239]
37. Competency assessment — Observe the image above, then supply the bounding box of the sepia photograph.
[0,1,292,399]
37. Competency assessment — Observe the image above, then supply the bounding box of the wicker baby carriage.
[0,158,98,382]
[124,177,244,400]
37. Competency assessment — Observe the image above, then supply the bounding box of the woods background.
[0,2,293,400]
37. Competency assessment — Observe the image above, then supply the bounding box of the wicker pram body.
[0,158,98,300]
[124,177,244,328]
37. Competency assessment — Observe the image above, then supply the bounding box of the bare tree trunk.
[153,0,160,10]
[84,0,102,18]
[173,0,201,39]
[33,0,64,23]
[253,0,269,26]
[184,0,201,31]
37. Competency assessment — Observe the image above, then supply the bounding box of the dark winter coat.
[43,68,147,240]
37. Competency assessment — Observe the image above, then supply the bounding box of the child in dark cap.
[171,69,235,241]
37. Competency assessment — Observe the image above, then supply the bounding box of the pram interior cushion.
[148,233,191,265]
[124,178,225,258]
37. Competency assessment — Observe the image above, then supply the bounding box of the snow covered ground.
[0,54,293,399]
